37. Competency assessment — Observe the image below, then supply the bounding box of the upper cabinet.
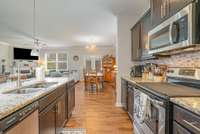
[151,0,194,27]
[131,10,155,61]
[151,0,170,27]
[140,10,155,60]
[169,0,194,16]
[131,22,141,61]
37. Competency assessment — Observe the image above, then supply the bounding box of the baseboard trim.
[115,102,123,107]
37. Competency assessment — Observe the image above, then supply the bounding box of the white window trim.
[45,52,68,72]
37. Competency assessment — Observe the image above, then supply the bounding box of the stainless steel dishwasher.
[0,102,39,134]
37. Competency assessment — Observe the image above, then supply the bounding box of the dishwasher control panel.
[0,101,38,132]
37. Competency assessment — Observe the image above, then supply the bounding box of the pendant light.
[31,0,39,56]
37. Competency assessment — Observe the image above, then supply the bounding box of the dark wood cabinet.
[67,80,75,119]
[39,102,56,134]
[173,105,200,134]
[127,85,134,120]
[151,0,170,27]
[151,0,194,27]
[121,79,128,111]
[140,10,155,60]
[170,0,193,16]
[39,83,75,134]
[56,94,66,133]
[173,121,191,134]
[131,22,141,61]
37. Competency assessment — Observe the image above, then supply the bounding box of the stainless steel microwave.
[148,2,200,54]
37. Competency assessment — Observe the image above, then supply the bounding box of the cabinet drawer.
[173,121,191,134]
[173,105,200,134]
[39,85,66,112]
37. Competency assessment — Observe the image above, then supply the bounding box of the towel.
[139,94,151,123]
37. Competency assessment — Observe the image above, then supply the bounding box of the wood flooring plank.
[65,82,133,134]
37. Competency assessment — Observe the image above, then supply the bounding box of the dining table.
[84,72,104,91]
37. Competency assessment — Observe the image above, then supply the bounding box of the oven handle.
[169,23,173,45]
[183,120,200,132]
[148,97,165,107]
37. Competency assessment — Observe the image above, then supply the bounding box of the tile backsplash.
[137,51,200,67]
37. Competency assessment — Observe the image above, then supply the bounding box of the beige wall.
[115,15,140,107]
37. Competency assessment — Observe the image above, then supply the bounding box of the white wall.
[0,44,13,72]
[40,46,115,79]
[115,16,139,106]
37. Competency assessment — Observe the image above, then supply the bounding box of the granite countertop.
[171,97,200,116]
[122,75,156,83]
[122,75,200,114]
[0,77,73,120]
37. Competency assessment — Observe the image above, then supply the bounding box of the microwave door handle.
[169,23,173,45]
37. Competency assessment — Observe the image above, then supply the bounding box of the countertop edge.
[0,77,73,120]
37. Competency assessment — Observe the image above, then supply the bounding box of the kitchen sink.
[3,82,58,94]
[27,82,58,89]
[5,88,43,94]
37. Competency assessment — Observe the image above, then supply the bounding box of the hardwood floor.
[65,82,133,134]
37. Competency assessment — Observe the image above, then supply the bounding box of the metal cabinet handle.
[148,97,164,106]
[183,120,200,132]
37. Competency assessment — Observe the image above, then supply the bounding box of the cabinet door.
[68,87,75,118]
[67,88,72,118]
[141,10,154,60]
[169,0,193,16]
[131,22,141,61]
[121,79,128,110]
[56,94,66,133]
[39,104,56,134]
[127,88,134,120]
[72,86,75,110]
[173,121,192,134]
[151,0,170,27]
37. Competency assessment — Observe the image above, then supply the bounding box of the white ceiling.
[0,0,149,48]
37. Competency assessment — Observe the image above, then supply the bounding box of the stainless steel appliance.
[148,2,200,54]
[133,67,200,134]
[134,87,166,134]
[0,102,39,134]
[130,65,144,78]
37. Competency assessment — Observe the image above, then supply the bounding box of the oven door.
[148,3,193,54]
[143,97,166,134]
[134,89,166,134]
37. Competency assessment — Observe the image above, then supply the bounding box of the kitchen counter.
[0,77,73,120]
[122,75,156,83]
[122,75,200,99]
[171,97,200,116]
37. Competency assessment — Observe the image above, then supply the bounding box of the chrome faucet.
[17,63,22,88]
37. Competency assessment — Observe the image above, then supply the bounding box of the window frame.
[45,52,68,72]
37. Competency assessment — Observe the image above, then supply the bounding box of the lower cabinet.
[39,102,56,134]
[56,94,66,133]
[121,79,128,111]
[39,82,76,134]
[173,105,200,134]
[173,121,191,134]
[127,85,134,120]
[67,80,75,119]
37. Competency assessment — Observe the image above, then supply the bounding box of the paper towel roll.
[36,67,45,81]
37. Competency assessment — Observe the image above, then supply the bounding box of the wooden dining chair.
[83,69,90,90]
[88,73,99,92]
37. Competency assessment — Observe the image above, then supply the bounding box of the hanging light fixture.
[31,39,40,56]
[31,0,40,56]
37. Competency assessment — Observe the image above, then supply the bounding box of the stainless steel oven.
[134,88,166,134]
[148,2,200,54]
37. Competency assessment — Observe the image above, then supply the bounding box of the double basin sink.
[3,82,58,94]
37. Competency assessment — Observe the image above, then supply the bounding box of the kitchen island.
[0,77,76,134]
